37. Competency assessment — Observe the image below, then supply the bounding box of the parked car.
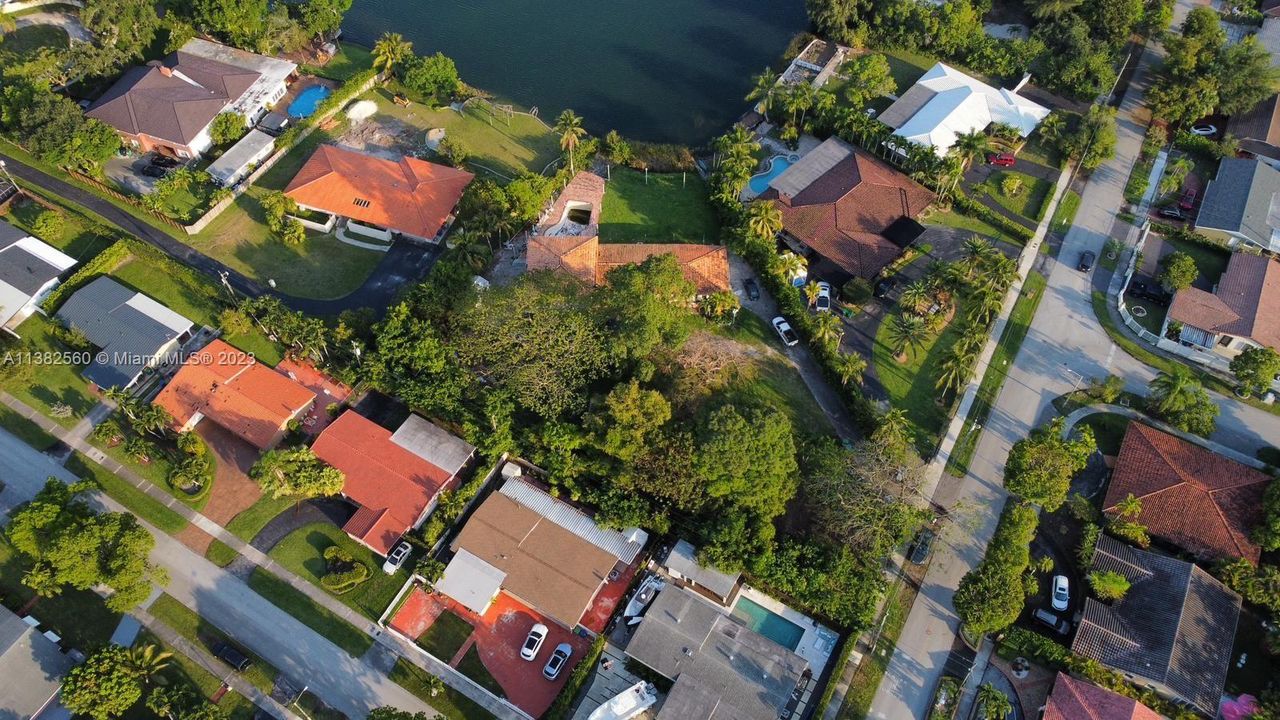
[907,529,935,564]
[1157,206,1186,221]
[1033,608,1071,636]
[1178,188,1197,210]
[521,623,548,661]
[382,541,411,574]
[1077,250,1096,272]
[987,152,1016,167]
[743,277,760,301]
[1129,280,1171,306]
[873,276,898,298]
[141,165,170,178]
[815,281,832,312]
[212,642,253,672]
[150,155,179,168]
[772,316,799,347]
[543,642,573,680]
[1190,124,1218,137]
[1051,575,1070,612]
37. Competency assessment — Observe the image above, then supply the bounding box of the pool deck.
[732,585,838,673]
[739,133,823,201]
[275,76,338,119]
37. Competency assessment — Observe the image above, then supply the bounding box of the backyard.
[0,24,68,57]
[0,315,95,427]
[600,167,719,244]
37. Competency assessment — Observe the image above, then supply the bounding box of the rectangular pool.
[732,597,805,651]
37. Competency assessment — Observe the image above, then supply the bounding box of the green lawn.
[301,42,375,82]
[1050,190,1081,235]
[599,167,719,244]
[873,308,967,454]
[881,49,933,94]
[416,609,474,660]
[0,403,58,450]
[2,195,116,261]
[922,208,1018,246]
[65,451,190,535]
[1161,233,1230,286]
[126,629,257,720]
[0,314,95,427]
[0,536,121,650]
[246,568,373,657]
[389,658,497,720]
[1076,412,1130,455]
[0,24,69,56]
[946,273,1047,477]
[979,171,1053,222]
[89,423,213,512]
[147,594,279,694]
[1019,134,1066,170]
[225,494,293,542]
[267,522,410,621]
[457,645,506,699]
[838,581,915,719]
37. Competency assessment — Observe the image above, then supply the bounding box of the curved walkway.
[14,11,91,42]
[0,151,440,315]
[1059,403,1270,470]
[249,497,354,553]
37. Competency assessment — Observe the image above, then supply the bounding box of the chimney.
[159,66,174,78]
[1012,73,1032,94]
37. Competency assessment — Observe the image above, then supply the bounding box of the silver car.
[543,642,573,680]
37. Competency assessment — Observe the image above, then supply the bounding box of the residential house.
[0,605,75,719]
[435,476,648,628]
[1194,158,1280,253]
[1163,251,1280,356]
[152,339,317,450]
[206,129,276,187]
[312,411,474,555]
[661,539,741,605]
[1043,672,1162,720]
[86,39,295,159]
[54,276,195,390]
[283,144,473,243]
[1103,422,1271,563]
[1072,535,1241,716]
[878,62,1050,156]
[625,585,810,720]
[757,137,935,284]
[0,219,76,336]
[525,172,731,295]
[1229,95,1280,170]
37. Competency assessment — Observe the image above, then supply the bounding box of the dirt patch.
[661,330,773,411]
[335,116,425,160]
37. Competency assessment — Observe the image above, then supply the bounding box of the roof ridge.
[1081,612,1144,651]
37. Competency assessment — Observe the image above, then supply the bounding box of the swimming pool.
[747,154,795,195]
[732,597,805,651]
[288,85,333,118]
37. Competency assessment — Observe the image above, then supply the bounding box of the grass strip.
[148,593,279,694]
[66,452,189,535]
[837,581,917,719]
[389,658,496,720]
[246,568,373,657]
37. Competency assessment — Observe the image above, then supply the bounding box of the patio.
[276,355,352,436]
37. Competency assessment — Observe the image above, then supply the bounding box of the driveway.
[249,497,354,553]
[14,11,91,43]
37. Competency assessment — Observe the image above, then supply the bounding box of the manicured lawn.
[0,403,58,450]
[126,629,257,720]
[246,568,373,657]
[0,314,95,427]
[0,24,68,56]
[389,658,497,720]
[0,536,121,650]
[1076,412,1130,455]
[65,451,190,535]
[1125,296,1165,336]
[873,307,967,454]
[90,424,211,511]
[206,540,238,567]
[1019,133,1066,170]
[267,522,410,621]
[945,272,1047,477]
[1161,233,1229,285]
[302,42,374,82]
[881,49,933,94]
[979,170,1053,222]
[600,168,719,244]
[457,644,506,698]
[838,581,915,719]
[922,208,1018,246]
[1050,190,1081,235]
[225,494,293,543]
[416,609,474,660]
[148,594,279,693]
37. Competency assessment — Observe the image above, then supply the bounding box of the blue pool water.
[733,597,805,651]
[748,155,794,195]
[288,85,333,118]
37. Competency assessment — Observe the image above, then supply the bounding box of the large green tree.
[840,53,896,109]
[694,404,798,520]
[590,380,671,462]
[595,253,696,363]
[1003,418,1094,511]
[368,302,468,417]
[60,646,143,720]
[403,52,460,105]
[298,0,353,38]
[189,0,269,50]
[1229,346,1280,398]
[1253,479,1280,551]
[82,0,161,63]
[1146,366,1219,435]
[249,447,344,501]
[1158,251,1198,292]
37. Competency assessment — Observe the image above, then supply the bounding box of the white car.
[815,281,832,313]
[382,541,411,575]
[521,623,548,661]
[543,642,573,680]
[1051,575,1070,612]
[772,316,799,347]
[1190,123,1217,136]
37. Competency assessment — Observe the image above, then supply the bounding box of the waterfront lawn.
[389,658,496,720]
[0,535,121,650]
[246,568,374,657]
[416,610,473,660]
[125,629,256,720]
[0,25,68,57]
[873,306,966,455]
[600,168,719,244]
[268,522,408,621]
[302,42,375,82]
[979,170,1052,222]
[147,593,279,694]
[882,49,933,93]
[0,315,95,427]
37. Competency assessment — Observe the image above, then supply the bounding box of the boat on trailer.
[587,682,658,720]
[624,575,664,618]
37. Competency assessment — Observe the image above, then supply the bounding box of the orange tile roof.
[1169,253,1280,350]
[153,339,316,449]
[537,172,605,231]
[526,234,598,283]
[312,411,466,555]
[527,235,731,294]
[284,145,474,239]
[1044,673,1162,720]
[1103,422,1270,562]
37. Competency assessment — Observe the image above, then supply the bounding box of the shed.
[207,129,276,186]
[663,539,740,603]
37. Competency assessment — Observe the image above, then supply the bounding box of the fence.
[68,171,187,231]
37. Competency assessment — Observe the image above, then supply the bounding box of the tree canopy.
[60,646,143,720]
[1003,418,1094,511]
[250,447,344,500]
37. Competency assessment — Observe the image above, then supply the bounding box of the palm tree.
[935,353,972,396]
[1038,111,1067,145]
[967,288,1004,325]
[814,89,837,126]
[962,235,997,276]
[745,69,777,120]
[126,644,173,683]
[951,130,993,170]
[746,201,782,240]
[872,408,911,456]
[793,83,817,128]
[953,324,987,359]
[977,256,1018,295]
[776,252,807,285]
[371,32,413,79]
[1114,492,1143,521]
[1147,366,1203,417]
[555,110,587,174]
[1031,0,1083,19]
[898,281,932,315]
[813,313,844,347]
[456,236,490,271]
[804,281,822,308]
[885,314,928,361]
[834,353,867,387]
[977,683,1013,720]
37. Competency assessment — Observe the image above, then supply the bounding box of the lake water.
[342,0,807,145]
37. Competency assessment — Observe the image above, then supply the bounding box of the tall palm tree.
[814,89,837,127]
[745,69,777,120]
[371,32,412,79]
[1147,366,1203,417]
[951,130,993,170]
[776,252,807,285]
[834,353,867,387]
[804,281,822,308]
[746,201,782,240]
[555,110,587,174]
[1114,492,1143,520]
[813,313,844,347]
[885,314,928,361]
[1031,0,1083,20]
[898,281,932,315]
[793,83,817,128]
[967,288,1004,325]
[1038,111,1067,145]
[976,683,1013,720]
[872,408,911,454]
[935,353,972,396]
[953,324,987,360]
[962,235,997,276]
[126,644,173,684]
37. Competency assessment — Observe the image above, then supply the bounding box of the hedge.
[41,239,133,313]
[543,635,606,720]
[319,545,371,594]
[951,191,1035,243]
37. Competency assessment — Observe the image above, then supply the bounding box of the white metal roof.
[207,129,276,184]
[390,414,476,478]
[124,293,194,334]
[435,548,505,617]
[499,478,648,563]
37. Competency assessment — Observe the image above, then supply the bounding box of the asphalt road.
[0,428,439,719]
[0,151,439,316]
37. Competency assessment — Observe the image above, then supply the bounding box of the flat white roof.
[124,293,194,334]
[435,548,506,617]
[206,129,276,183]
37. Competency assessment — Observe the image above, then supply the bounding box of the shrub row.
[543,635,606,720]
[41,240,132,313]
[951,191,1035,243]
[626,142,697,172]
[953,501,1040,635]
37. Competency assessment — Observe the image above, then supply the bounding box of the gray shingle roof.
[663,540,740,600]
[0,218,28,248]
[0,605,74,719]
[390,414,476,478]
[625,585,808,720]
[1071,535,1241,716]
[1196,158,1280,247]
[0,221,66,296]
[54,276,193,389]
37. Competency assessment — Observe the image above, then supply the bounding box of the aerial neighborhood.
[2,0,1280,719]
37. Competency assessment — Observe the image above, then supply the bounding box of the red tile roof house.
[525,172,732,295]
[1043,672,1162,720]
[152,339,317,450]
[757,136,935,285]
[1163,251,1280,358]
[1102,422,1272,563]
[284,145,474,245]
[311,411,476,556]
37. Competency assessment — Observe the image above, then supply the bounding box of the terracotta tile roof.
[1043,673,1162,720]
[526,234,598,284]
[1169,252,1280,350]
[1103,422,1270,562]
[312,411,471,555]
[284,145,473,240]
[536,172,605,232]
[152,339,316,449]
[761,138,934,279]
[527,235,731,294]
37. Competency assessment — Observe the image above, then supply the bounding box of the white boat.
[588,682,658,720]
[624,576,665,618]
